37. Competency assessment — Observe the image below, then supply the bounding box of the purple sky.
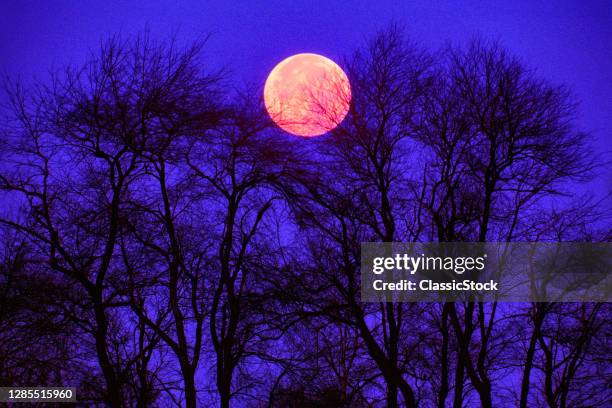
[1,0,610,198]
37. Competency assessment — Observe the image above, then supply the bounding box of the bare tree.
[109,35,225,408]
[280,27,433,408]
[0,230,75,387]
[185,95,296,407]
[0,34,222,406]
[414,39,602,407]
[0,26,608,408]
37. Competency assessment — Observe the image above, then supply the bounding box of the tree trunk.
[438,304,450,408]
[93,301,122,407]
[182,363,197,408]
[452,352,464,408]
[217,367,232,408]
[520,309,542,408]
[386,381,398,408]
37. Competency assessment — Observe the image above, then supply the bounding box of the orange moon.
[264,53,351,137]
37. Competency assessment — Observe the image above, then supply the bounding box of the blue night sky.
[1,0,611,196]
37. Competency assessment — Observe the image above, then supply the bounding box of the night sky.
[1,0,610,196]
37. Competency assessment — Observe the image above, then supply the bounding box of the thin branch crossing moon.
[264,53,351,137]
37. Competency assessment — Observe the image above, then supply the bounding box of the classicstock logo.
[360,242,612,302]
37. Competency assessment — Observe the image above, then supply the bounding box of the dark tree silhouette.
[0,27,609,408]
[0,34,223,406]
[279,28,434,408]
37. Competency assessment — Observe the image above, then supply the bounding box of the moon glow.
[264,53,351,137]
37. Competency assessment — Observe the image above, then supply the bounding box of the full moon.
[264,53,351,137]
